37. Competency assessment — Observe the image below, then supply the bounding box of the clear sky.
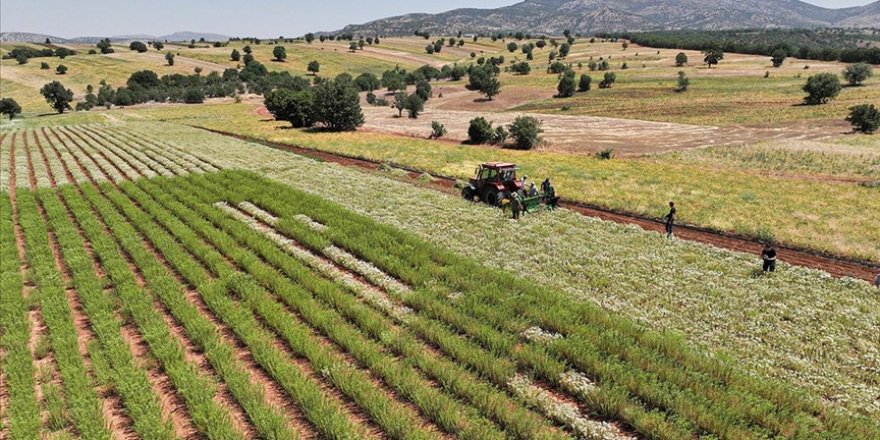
[0,0,875,39]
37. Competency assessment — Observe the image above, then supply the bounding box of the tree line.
[597,29,880,64]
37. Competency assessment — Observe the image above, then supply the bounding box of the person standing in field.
[541,178,551,194]
[664,201,676,239]
[761,243,777,273]
[511,192,522,220]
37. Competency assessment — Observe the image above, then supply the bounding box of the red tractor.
[461,162,524,206]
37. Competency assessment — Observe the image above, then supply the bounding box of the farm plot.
[2,122,879,440]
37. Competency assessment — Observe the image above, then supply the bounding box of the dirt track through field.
[197,127,879,282]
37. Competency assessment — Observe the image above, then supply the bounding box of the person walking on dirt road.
[761,243,777,273]
[664,201,677,239]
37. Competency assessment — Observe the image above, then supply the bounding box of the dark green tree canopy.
[40,81,74,113]
[843,63,873,86]
[0,97,22,119]
[803,73,841,105]
[846,104,880,133]
[130,41,148,52]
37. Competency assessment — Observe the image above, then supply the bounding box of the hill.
[334,0,880,36]
[0,30,230,44]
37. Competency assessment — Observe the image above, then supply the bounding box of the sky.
[1,0,875,39]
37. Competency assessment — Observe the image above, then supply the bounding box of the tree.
[355,72,380,91]
[510,61,531,75]
[846,104,880,133]
[264,88,315,128]
[305,33,316,44]
[559,43,571,58]
[425,44,435,55]
[507,116,542,149]
[536,40,546,49]
[243,53,255,65]
[430,121,446,139]
[556,71,576,97]
[415,80,432,101]
[41,62,50,70]
[55,47,73,58]
[405,94,424,118]
[0,98,22,119]
[507,42,518,53]
[467,117,494,144]
[40,81,74,113]
[675,52,688,67]
[676,71,689,92]
[129,41,148,52]
[230,49,241,61]
[393,92,408,117]
[313,79,364,131]
[599,72,617,89]
[194,66,203,75]
[578,74,591,92]
[703,48,723,68]
[153,41,164,50]
[56,64,68,75]
[97,38,114,54]
[15,53,28,64]
[165,52,175,66]
[382,70,405,92]
[843,63,873,86]
[622,41,629,50]
[771,49,786,68]
[349,42,358,52]
[243,45,252,54]
[803,73,841,105]
[273,46,287,61]
[479,76,500,100]
[307,60,320,75]
[183,87,205,103]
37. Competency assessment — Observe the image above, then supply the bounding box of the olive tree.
[843,63,873,86]
[846,104,879,133]
[803,73,841,105]
[0,98,22,119]
[507,116,542,149]
[40,81,74,113]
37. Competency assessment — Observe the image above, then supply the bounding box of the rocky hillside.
[334,0,880,36]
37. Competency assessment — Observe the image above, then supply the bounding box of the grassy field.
[1,121,878,440]
[111,102,880,262]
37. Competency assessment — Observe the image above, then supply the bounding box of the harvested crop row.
[76,126,179,177]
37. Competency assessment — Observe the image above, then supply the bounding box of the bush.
[846,104,880,133]
[467,117,494,144]
[355,72,380,91]
[510,61,531,75]
[183,87,205,104]
[405,94,424,119]
[549,61,567,74]
[675,71,689,92]
[264,88,315,128]
[843,63,873,86]
[273,45,287,61]
[41,62,50,69]
[557,71,576,97]
[771,49,786,68]
[675,52,688,66]
[596,148,615,160]
[578,74,591,92]
[308,60,320,75]
[599,72,617,89]
[415,80,432,101]
[129,41,148,52]
[803,73,841,105]
[507,116,542,150]
[430,121,446,139]
[55,64,68,74]
[165,52,175,66]
[231,49,240,61]
[0,97,22,119]
[492,126,508,145]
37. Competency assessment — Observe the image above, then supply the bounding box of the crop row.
[213,169,880,440]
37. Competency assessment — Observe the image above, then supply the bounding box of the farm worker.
[545,182,558,209]
[541,178,551,194]
[511,192,522,220]
[664,201,676,239]
[528,183,538,197]
[521,175,528,189]
[761,243,777,273]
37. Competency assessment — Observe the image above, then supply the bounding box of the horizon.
[1,0,876,40]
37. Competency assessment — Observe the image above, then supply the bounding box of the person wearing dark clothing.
[541,178,551,195]
[511,192,522,220]
[761,244,777,272]
[545,183,558,209]
[664,202,676,238]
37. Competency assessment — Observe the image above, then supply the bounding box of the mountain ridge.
[0,31,230,44]
[332,0,880,36]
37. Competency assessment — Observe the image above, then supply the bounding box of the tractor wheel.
[461,187,476,202]
[483,190,500,206]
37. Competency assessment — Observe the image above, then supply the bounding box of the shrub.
[165,52,175,66]
[771,49,786,68]
[843,63,873,86]
[596,148,615,160]
[273,46,287,61]
[129,41,148,52]
[183,87,205,104]
[0,97,22,119]
[308,61,320,75]
[41,62,50,69]
[415,80,432,101]
[492,126,508,145]
[676,71,689,92]
[56,64,68,74]
[430,121,447,139]
[467,117,494,144]
[355,72,380,91]
[230,49,240,61]
[549,61,567,74]
[405,94,424,119]
[846,104,880,133]
[510,61,531,75]
[507,116,542,150]
[803,73,841,105]
[675,52,688,66]
[578,74,591,92]
[557,71,576,97]
[599,72,617,89]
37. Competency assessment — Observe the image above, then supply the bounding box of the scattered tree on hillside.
[467,117,494,144]
[846,104,880,133]
[355,72,380,91]
[405,94,424,119]
[382,69,405,92]
[130,41,148,52]
[393,91,408,117]
[97,38,114,54]
[312,78,364,131]
[153,41,164,50]
[15,53,28,64]
[675,52,688,66]
[556,70,576,97]
[843,63,873,86]
[771,49,786,68]
[578,74,592,92]
[430,121,446,139]
[305,33,316,44]
[40,81,74,113]
[273,46,287,61]
[55,47,73,58]
[507,42,518,53]
[559,43,571,58]
[0,98,22,119]
[231,49,240,61]
[349,42,358,52]
[41,62,50,70]
[511,61,531,75]
[194,66,203,75]
[307,60,320,75]
[803,73,841,105]
[56,64,68,75]
[415,80,432,101]
[622,41,629,50]
[703,48,723,68]
[165,52,175,66]
[676,71,689,92]
[508,116,542,149]
[599,72,617,88]
[242,53,254,65]
[243,45,252,54]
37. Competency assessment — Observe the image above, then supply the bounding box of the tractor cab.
[462,162,523,206]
